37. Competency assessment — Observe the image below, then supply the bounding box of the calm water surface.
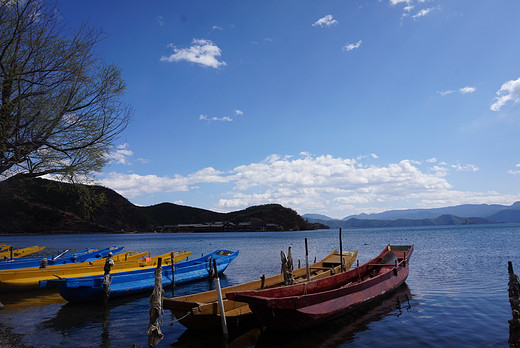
[1,224,519,347]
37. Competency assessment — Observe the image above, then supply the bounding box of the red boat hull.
[229,245,413,331]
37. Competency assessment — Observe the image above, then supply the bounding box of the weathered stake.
[147,257,164,347]
[339,228,344,272]
[213,259,228,337]
[305,238,310,281]
[102,252,114,304]
[508,261,520,347]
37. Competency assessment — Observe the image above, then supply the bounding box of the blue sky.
[56,0,520,219]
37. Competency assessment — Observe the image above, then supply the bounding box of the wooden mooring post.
[147,258,164,347]
[305,238,310,281]
[508,261,520,347]
[213,259,228,337]
[339,228,344,272]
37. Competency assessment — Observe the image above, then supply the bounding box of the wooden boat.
[0,246,124,270]
[164,250,358,330]
[0,245,46,259]
[227,245,413,331]
[0,251,191,292]
[43,249,239,303]
[1,247,95,263]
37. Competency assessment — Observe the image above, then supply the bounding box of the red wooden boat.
[227,244,413,331]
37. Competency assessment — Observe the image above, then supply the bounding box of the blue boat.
[0,246,124,270]
[42,249,239,303]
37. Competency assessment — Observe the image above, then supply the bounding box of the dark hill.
[0,176,323,234]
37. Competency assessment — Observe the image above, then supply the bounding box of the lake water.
[1,224,519,347]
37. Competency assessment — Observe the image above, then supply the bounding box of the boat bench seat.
[310,266,334,270]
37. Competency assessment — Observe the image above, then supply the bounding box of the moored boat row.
[163,244,413,332]
[0,246,124,270]
[164,249,358,330]
[42,249,239,303]
[0,241,414,334]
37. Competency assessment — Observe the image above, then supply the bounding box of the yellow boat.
[163,249,357,330]
[0,245,45,258]
[0,250,191,292]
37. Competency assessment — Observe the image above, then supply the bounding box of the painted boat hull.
[49,250,239,303]
[229,245,413,331]
[0,246,124,270]
[164,250,358,330]
[0,245,45,259]
[1,251,190,292]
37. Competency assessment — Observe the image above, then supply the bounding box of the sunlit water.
[1,224,518,347]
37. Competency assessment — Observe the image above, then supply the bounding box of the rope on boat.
[163,311,192,325]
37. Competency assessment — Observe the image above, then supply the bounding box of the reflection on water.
[172,284,415,348]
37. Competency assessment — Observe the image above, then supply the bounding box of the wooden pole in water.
[148,258,164,347]
[339,228,344,272]
[170,252,175,290]
[213,259,228,337]
[305,238,310,281]
[508,261,520,346]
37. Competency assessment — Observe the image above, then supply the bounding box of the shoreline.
[0,323,32,348]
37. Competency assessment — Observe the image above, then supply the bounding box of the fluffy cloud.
[312,15,338,27]
[412,8,433,19]
[460,86,476,94]
[344,40,362,51]
[106,143,133,165]
[95,153,505,218]
[490,76,520,111]
[508,164,520,175]
[160,39,226,69]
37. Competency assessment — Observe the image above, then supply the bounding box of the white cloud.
[438,86,476,96]
[199,109,243,123]
[451,163,478,172]
[460,86,476,94]
[106,143,134,165]
[390,0,412,5]
[160,39,226,69]
[389,0,437,21]
[199,114,233,122]
[490,76,520,111]
[412,8,433,19]
[212,25,223,31]
[99,167,232,198]
[344,40,362,51]
[98,153,508,218]
[438,90,455,96]
[508,164,520,175]
[312,15,338,27]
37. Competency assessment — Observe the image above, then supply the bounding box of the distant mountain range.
[303,202,520,228]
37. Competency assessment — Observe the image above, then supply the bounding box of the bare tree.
[0,0,132,180]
